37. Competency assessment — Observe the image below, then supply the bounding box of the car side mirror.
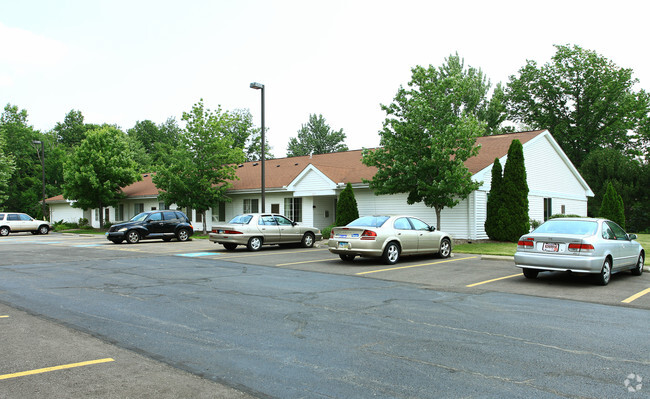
[429,226,436,232]
[628,233,637,240]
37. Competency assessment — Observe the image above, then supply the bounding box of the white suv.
[0,213,51,236]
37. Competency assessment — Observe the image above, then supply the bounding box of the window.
[606,221,628,240]
[284,197,302,222]
[259,215,277,225]
[275,215,294,226]
[19,214,32,221]
[561,205,566,215]
[409,218,430,231]
[104,208,110,224]
[134,203,144,214]
[7,214,19,221]
[163,211,177,221]
[394,217,412,230]
[244,199,259,214]
[212,202,226,223]
[271,204,280,214]
[543,198,552,221]
[116,204,124,221]
[148,212,162,221]
[159,202,167,210]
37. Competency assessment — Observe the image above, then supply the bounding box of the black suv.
[106,210,194,244]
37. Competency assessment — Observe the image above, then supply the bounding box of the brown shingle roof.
[47,130,546,201]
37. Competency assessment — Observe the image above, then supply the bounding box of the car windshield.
[130,212,149,222]
[533,220,598,235]
[229,214,253,224]
[348,216,390,228]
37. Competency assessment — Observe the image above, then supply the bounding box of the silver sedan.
[514,218,645,285]
[209,213,322,251]
[328,215,453,264]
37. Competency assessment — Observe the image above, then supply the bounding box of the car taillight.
[568,243,595,252]
[360,230,377,240]
[517,239,534,247]
[330,230,334,239]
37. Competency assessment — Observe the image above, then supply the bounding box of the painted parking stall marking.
[622,287,650,304]
[0,358,115,380]
[466,273,523,287]
[175,252,220,257]
[355,256,477,275]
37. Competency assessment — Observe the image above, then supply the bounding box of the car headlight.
[118,227,127,232]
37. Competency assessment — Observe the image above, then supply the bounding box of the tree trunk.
[202,210,207,235]
[434,205,442,231]
[98,201,104,229]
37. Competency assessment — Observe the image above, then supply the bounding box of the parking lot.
[1,232,649,398]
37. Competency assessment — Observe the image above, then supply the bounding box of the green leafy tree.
[579,148,642,228]
[0,104,42,215]
[362,56,485,230]
[0,133,15,208]
[225,109,273,161]
[498,139,529,241]
[287,114,348,157]
[62,126,141,227]
[600,182,625,229]
[335,183,359,226]
[484,158,504,240]
[53,109,101,148]
[506,44,649,167]
[153,100,246,233]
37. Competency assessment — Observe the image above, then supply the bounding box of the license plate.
[338,242,350,249]
[543,242,559,252]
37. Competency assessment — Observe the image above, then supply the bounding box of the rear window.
[533,220,598,235]
[229,214,253,224]
[0,213,4,221]
[348,216,390,228]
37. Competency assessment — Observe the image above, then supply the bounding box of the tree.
[498,139,529,241]
[362,56,485,230]
[0,104,42,215]
[62,126,141,228]
[506,44,649,167]
[225,109,273,161]
[0,133,15,208]
[484,158,504,240]
[335,183,359,226]
[287,114,348,157]
[153,100,246,233]
[600,182,625,229]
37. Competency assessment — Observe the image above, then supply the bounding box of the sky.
[2,0,650,157]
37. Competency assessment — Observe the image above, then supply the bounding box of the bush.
[335,183,359,227]
[102,222,113,230]
[321,224,336,240]
[78,217,89,227]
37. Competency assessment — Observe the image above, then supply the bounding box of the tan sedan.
[328,215,452,264]
[209,213,322,251]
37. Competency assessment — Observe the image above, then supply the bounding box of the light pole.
[250,81,265,213]
[31,140,46,220]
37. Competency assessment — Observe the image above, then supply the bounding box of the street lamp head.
[32,140,42,144]
[250,82,264,90]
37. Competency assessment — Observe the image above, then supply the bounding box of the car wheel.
[631,253,644,276]
[38,225,49,235]
[339,254,355,262]
[301,232,315,248]
[176,228,190,242]
[223,243,237,251]
[382,242,400,265]
[438,238,451,258]
[0,226,9,236]
[247,237,263,251]
[110,239,124,244]
[522,268,539,279]
[126,230,140,244]
[597,258,611,286]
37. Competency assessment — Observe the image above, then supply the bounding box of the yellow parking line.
[277,259,335,266]
[0,315,8,318]
[466,273,522,287]
[622,288,650,304]
[355,256,477,275]
[0,358,115,380]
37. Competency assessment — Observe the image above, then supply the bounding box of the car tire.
[38,225,49,235]
[522,268,539,279]
[597,258,611,286]
[631,253,644,276]
[110,239,124,244]
[247,237,263,251]
[176,228,190,242]
[223,243,237,251]
[339,254,355,262]
[0,227,8,236]
[126,230,140,244]
[382,242,400,265]
[438,238,451,258]
[301,232,315,248]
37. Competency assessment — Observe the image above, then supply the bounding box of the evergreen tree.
[600,182,625,228]
[484,158,504,240]
[499,139,529,241]
[335,183,359,226]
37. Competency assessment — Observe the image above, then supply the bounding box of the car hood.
[109,221,144,231]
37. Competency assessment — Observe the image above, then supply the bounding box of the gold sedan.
[328,215,452,264]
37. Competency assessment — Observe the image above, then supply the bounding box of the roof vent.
[253,162,259,166]
[295,163,299,166]
[276,164,280,167]
[143,174,148,177]
[238,164,244,168]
